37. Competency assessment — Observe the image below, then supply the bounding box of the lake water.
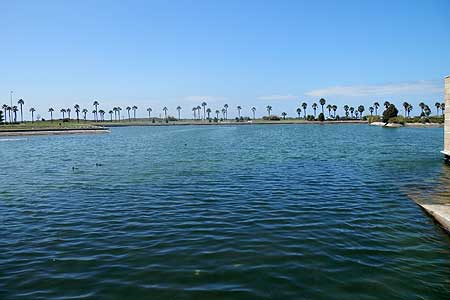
[1,124,449,300]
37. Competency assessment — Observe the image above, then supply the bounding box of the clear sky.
[1,0,450,119]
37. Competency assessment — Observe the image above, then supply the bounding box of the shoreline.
[369,122,443,128]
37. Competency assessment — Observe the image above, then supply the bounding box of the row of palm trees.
[1,98,446,124]
[401,101,445,118]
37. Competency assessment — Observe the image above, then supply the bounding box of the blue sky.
[1,0,450,119]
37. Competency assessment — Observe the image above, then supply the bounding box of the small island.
[0,99,444,136]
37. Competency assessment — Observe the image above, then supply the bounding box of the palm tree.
[18,99,24,122]
[301,102,307,118]
[74,104,80,123]
[48,107,54,122]
[99,110,105,121]
[109,110,114,121]
[349,107,355,118]
[281,112,287,120]
[206,108,211,119]
[201,102,207,120]
[319,98,326,114]
[147,107,152,120]
[374,102,380,115]
[312,103,318,117]
[332,105,337,118]
[60,108,66,119]
[112,107,117,120]
[30,107,36,122]
[344,105,349,118]
[176,106,181,120]
[407,104,413,118]
[93,100,99,121]
[117,107,122,121]
[66,108,71,120]
[441,103,445,114]
[12,106,18,122]
[403,102,409,117]
[357,105,365,119]
[92,110,96,120]
[2,104,8,123]
[192,107,197,120]
[224,104,229,120]
[132,106,138,120]
[237,106,242,118]
[163,107,168,119]
[126,106,131,121]
[355,111,359,119]
[215,109,220,119]
[196,105,201,120]
[326,104,332,118]
[82,108,88,121]
[251,107,256,120]
[266,105,272,116]
[369,107,374,116]
[383,101,390,109]
[296,108,302,118]
[221,108,226,119]
[435,102,441,116]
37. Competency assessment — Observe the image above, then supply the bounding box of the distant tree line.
[0,98,445,124]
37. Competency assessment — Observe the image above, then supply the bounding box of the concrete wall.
[445,76,450,157]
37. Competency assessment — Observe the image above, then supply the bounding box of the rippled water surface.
[1,125,450,300]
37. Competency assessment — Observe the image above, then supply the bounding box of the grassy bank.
[0,120,103,131]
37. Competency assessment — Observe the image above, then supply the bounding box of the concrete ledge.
[0,129,110,137]
[418,204,450,233]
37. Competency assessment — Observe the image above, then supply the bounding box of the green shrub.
[306,115,315,121]
[0,111,3,123]
[388,116,405,125]
[318,113,325,122]
[427,116,444,124]
[382,104,398,123]
[367,115,381,123]
[262,115,281,121]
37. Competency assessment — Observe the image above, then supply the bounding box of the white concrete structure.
[443,76,450,163]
